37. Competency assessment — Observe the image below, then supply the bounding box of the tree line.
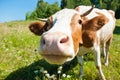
[26,0,120,20]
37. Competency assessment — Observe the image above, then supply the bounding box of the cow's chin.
[41,54,75,65]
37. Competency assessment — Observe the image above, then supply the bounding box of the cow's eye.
[78,20,82,24]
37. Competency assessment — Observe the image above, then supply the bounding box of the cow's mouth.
[41,54,73,65]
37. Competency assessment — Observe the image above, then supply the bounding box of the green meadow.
[0,20,120,80]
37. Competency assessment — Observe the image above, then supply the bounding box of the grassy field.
[0,20,120,80]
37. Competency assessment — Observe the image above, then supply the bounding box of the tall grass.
[0,20,120,80]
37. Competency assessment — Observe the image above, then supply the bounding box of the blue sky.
[0,0,60,23]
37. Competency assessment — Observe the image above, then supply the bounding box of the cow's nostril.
[60,36,69,43]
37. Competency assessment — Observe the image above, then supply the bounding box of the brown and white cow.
[29,6,116,80]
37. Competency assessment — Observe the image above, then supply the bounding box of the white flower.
[67,75,71,78]
[50,74,56,78]
[58,70,61,74]
[58,66,63,70]
[45,73,50,78]
[43,70,48,74]
[62,74,66,77]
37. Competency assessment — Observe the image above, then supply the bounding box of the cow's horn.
[81,5,95,17]
[37,18,48,22]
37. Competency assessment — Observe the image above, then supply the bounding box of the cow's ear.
[29,21,46,36]
[92,15,108,30]
[83,13,109,31]
[29,16,53,36]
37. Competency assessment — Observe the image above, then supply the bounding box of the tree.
[26,0,60,20]
[92,0,120,10]
[90,0,100,7]
[26,12,31,20]
[78,0,91,6]
[61,0,120,11]
[45,2,60,17]
[61,0,92,9]
[61,0,67,9]
[99,0,117,10]
[35,0,48,18]
[115,6,120,19]
[62,0,93,9]
[61,0,75,9]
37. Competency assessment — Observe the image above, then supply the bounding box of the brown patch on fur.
[82,12,109,31]
[82,12,109,47]
[70,14,83,53]
[29,16,53,35]
[82,31,96,47]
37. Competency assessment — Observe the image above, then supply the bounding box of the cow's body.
[29,6,116,80]
[75,6,116,79]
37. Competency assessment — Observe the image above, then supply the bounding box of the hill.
[0,20,120,80]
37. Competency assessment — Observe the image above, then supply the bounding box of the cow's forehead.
[52,8,81,23]
[47,9,81,33]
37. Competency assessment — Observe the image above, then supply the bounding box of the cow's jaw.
[41,54,74,65]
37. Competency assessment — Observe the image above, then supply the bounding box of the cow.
[29,5,116,80]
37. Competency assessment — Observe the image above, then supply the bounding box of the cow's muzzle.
[40,32,75,64]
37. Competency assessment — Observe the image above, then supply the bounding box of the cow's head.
[29,6,108,65]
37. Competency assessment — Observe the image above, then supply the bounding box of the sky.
[0,0,60,23]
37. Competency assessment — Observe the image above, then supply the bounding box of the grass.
[0,20,120,80]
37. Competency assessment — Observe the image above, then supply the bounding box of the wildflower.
[58,66,62,74]
[40,67,44,73]
[62,74,66,77]
[58,66,62,70]
[43,70,48,74]
[50,74,56,78]
[66,75,71,78]
[58,70,61,74]
[45,73,50,78]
